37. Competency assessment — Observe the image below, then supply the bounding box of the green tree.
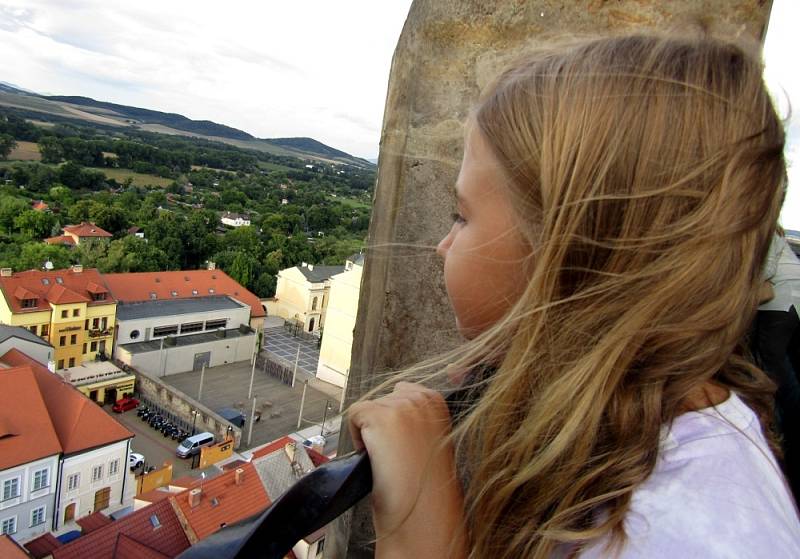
[0,196,29,234]
[0,134,17,160]
[13,243,72,271]
[227,251,257,289]
[38,136,63,164]
[14,210,57,239]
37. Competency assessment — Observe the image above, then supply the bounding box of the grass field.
[87,167,173,187]
[8,141,42,161]
[336,196,370,210]
[257,161,298,174]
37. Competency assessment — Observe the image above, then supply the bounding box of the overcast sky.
[1,0,797,227]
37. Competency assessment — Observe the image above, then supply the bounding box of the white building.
[0,349,134,540]
[114,296,256,376]
[220,212,251,228]
[0,325,54,370]
[268,263,345,334]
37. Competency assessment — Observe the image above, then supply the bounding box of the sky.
[0,0,797,227]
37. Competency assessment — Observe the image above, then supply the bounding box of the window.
[150,514,161,528]
[99,340,106,353]
[180,322,203,334]
[312,297,318,311]
[170,290,178,297]
[109,459,119,477]
[57,359,64,369]
[29,325,37,335]
[192,289,198,296]
[55,276,63,284]
[92,318,99,329]
[205,319,227,330]
[149,292,157,300]
[2,478,19,501]
[61,310,68,318]
[59,336,66,346]
[70,334,77,345]
[82,343,87,354]
[41,278,50,285]
[91,292,106,301]
[153,325,178,337]
[68,357,75,367]
[92,465,103,482]
[72,309,79,317]
[208,288,215,294]
[41,324,49,336]
[85,319,89,330]
[67,473,80,491]
[316,537,325,557]
[130,329,140,340]
[32,468,48,491]
[30,506,45,527]
[101,317,107,330]
[90,341,97,352]
[1,516,16,535]
[21,298,37,308]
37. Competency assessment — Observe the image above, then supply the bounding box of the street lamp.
[190,409,198,436]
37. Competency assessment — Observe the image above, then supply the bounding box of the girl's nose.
[436,231,452,258]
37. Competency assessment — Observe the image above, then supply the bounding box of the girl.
[348,34,800,558]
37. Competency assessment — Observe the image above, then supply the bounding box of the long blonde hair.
[367,33,786,558]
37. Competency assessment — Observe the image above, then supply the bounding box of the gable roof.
[44,235,76,246]
[77,511,113,534]
[251,437,315,502]
[103,270,264,318]
[172,463,269,540]
[0,324,51,348]
[112,534,171,559]
[52,499,190,559]
[63,222,113,238]
[0,268,115,314]
[0,365,62,470]
[0,349,133,455]
[0,535,30,559]
[24,532,63,558]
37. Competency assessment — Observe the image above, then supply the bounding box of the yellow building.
[315,255,363,388]
[270,262,346,333]
[0,265,117,370]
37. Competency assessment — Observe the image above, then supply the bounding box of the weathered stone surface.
[331,1,772,557]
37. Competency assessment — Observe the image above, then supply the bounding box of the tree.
[14,210,57,239]
[0,134,17,160]
[227,251,257,289]
[38,136,63,164]
[13,243,72,271]
[0,196,29,234]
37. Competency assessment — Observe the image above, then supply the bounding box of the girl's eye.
[451,212,466,225]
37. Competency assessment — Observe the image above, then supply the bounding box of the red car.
[112,397,139,413]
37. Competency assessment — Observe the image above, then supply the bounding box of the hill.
[0,83,374,169]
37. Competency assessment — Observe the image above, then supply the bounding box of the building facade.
[0,266,116,370]
[270,263,345,333]
[316,256,363,388]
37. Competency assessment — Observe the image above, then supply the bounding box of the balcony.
[87,328,112,339]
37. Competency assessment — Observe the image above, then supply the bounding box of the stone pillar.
[331,1,773,556]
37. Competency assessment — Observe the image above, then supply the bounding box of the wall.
[83,302,116,362]
[115,305,250,345]
[0,455,58,543]
[0,338,52,367]
[50,302,87,369]
[133,371,243,448]
[316,264,362,388]
[274,268,312,323]
[116,330,255,377]
[333,1,774,557]
[56,440,130,530]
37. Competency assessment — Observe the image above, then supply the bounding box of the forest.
[0,111,374,298]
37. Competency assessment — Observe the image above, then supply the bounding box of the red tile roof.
[32,200,49,211]
[44,235,76,246]
[0,535,30,558]
[103,270,264,318]
[24,532,63,558]
[0,365,62,469]
[0,349,133,455]
[112,534,171,559]
[63,222,113,238]
[76,511,112,533]
[52,499,190,559]
[135,489,173,504]
[251,435,295,459]
[0,268,115,314]
[172,463,269,540]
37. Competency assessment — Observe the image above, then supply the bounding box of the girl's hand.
[348,382,467,558]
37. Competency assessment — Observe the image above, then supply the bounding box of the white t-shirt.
[579,393,800,558]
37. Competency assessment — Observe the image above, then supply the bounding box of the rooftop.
[116,296,245,321]
[63,221,113,238]
[251,437,315,502]
[0,535,30,559]
[0,323,52,348]
[296,263,346,283]
[104,270,265,318]
[24,532,63,558]
[61,360,130,387]
[0,349,133,456]
[52,499,190,559]
[118,326,254,355]
[0,268,114,314]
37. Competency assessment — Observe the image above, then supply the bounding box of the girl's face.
[437,126,531,339]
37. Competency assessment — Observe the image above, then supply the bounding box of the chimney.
[234,468,244,486]
[301,262,307,268]
[0,268,11,277]
[207,261,216,271]
[72,264,83,273]
[189,488,202,508]
[308,264,314,271]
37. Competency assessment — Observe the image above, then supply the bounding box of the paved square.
[262,326,322,379]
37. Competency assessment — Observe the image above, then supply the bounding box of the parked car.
[217,407,246,427]
[112,397,140,413]
[176,432,215,458]
[129,452,145,470]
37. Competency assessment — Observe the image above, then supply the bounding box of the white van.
[176,432,215,458]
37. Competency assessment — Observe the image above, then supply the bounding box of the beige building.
[269,262,345,333]
[315,255,363,388]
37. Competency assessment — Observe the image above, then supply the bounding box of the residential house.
[0,266,117,370]
[316,254,363,388]
[220,212,251,228]
[0,324,54,370]
[0,350,135,533]
[45,222,112,248]
[268,262,345,334]
[112,296,256,377]
[103,264,265,331]
[31,200,49,212]
[0,366,61,543]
